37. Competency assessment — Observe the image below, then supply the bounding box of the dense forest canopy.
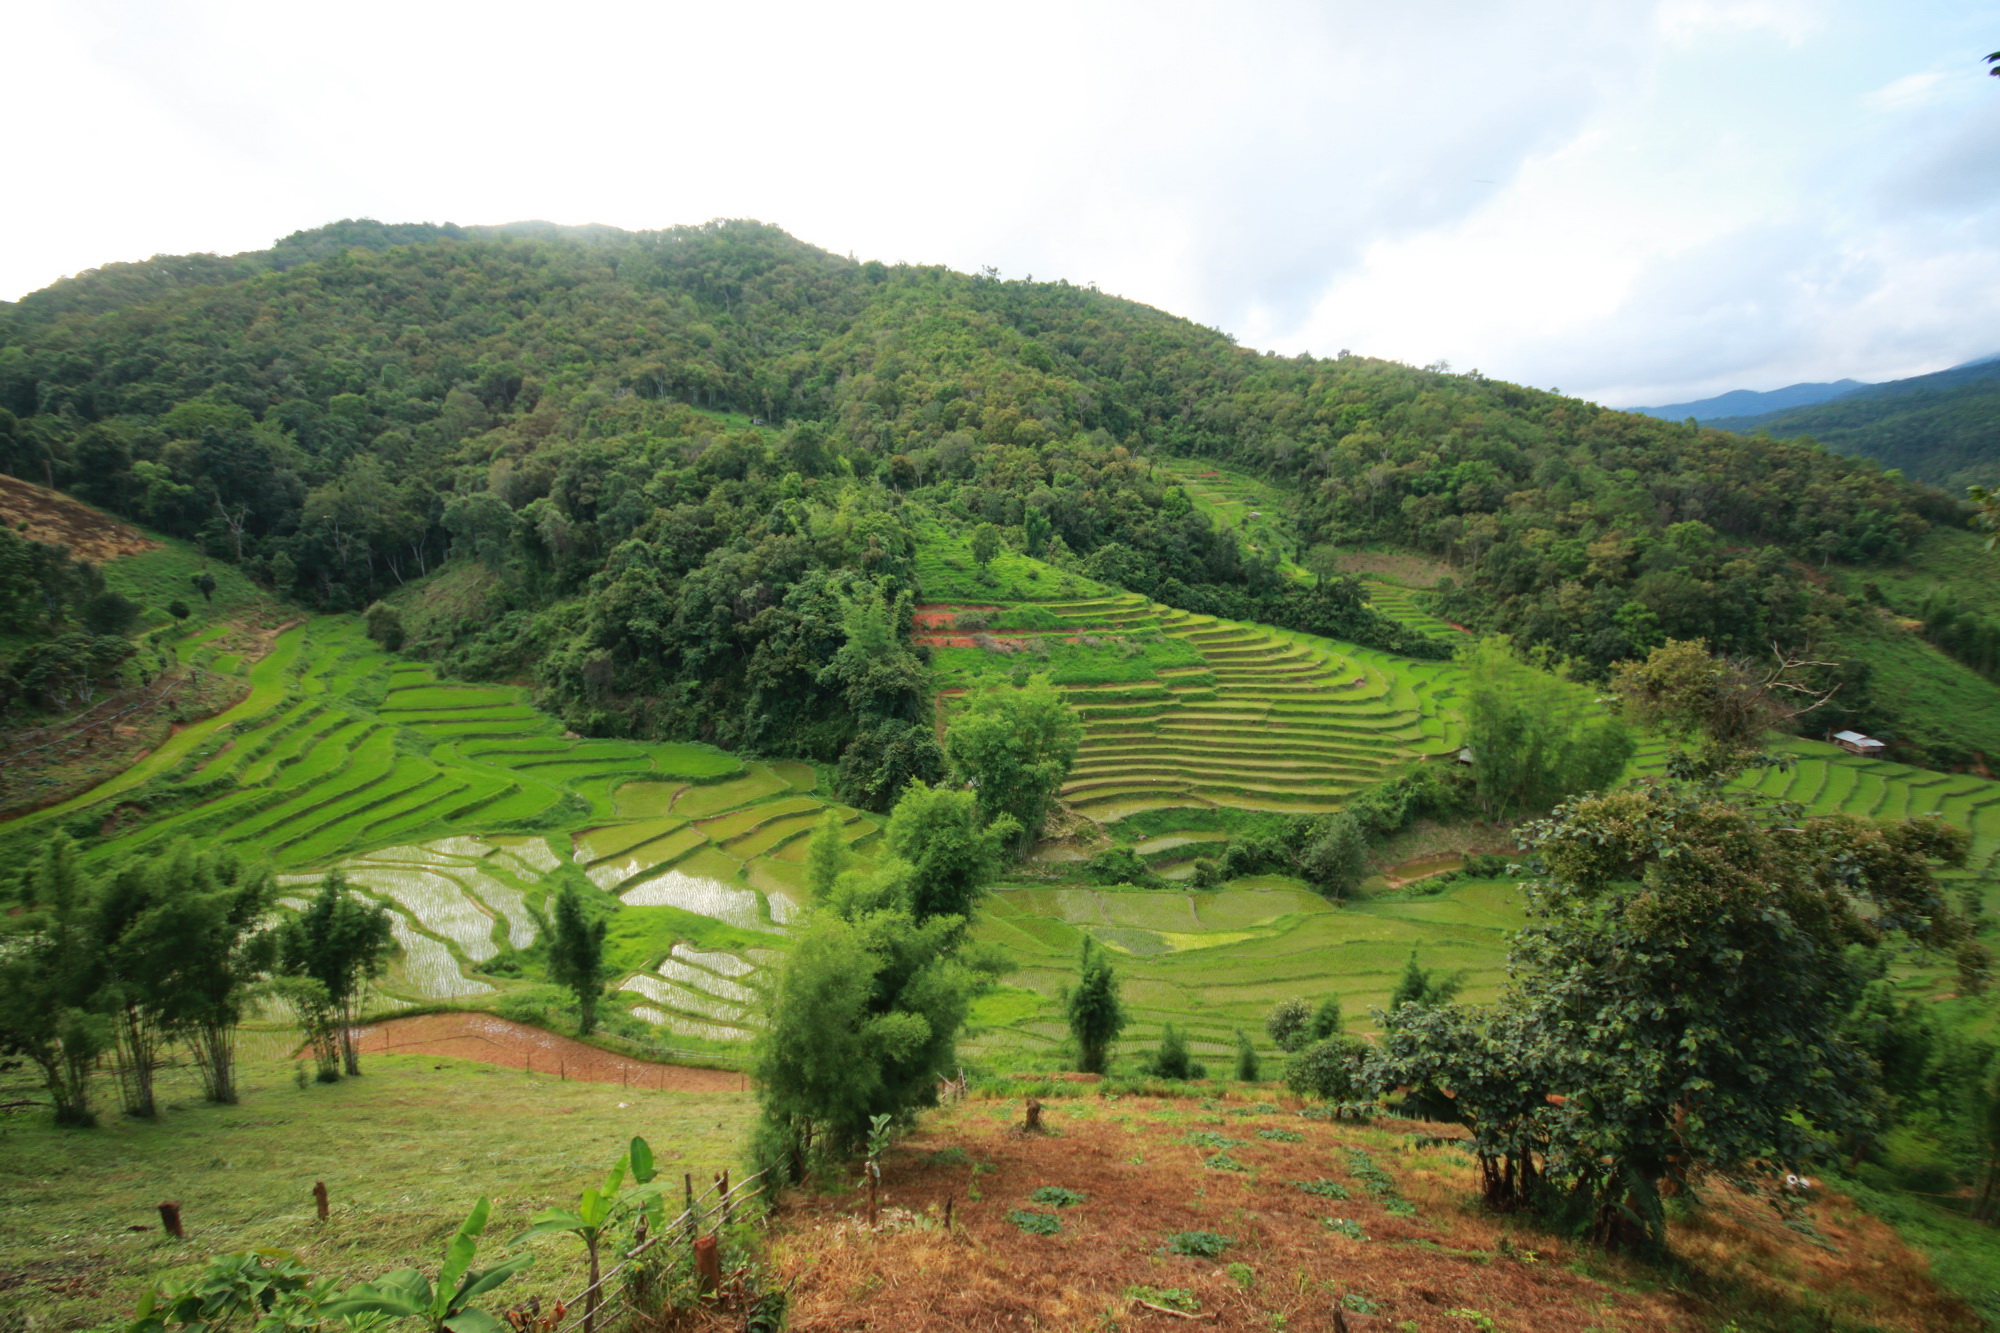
[0,218,1982,780]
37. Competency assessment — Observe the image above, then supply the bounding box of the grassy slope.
[0,1055,750,1332]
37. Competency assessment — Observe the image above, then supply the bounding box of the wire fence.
[508,1169,769,1333]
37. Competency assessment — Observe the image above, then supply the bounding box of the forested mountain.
[1630,378,1870,422]
[1709,357,2000,493]
[0,218,1988,780]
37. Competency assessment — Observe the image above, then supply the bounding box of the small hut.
[1832,730,1885,757]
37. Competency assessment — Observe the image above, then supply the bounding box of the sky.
[4,0,1996,407]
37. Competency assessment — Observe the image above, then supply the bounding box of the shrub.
[1190,858,1224,889]
[1141,1024,1205,1080]
[1266,998,1312,1053]
[1285,1035,1369,1101]
[1309,996,1343,1041]
[1083,846,1158,887]
[1234,1029,1260,1081]
[1030,1186,1086,1207]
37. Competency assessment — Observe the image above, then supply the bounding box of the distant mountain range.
[1630,356,2000,493]
[1630,379,1874,421]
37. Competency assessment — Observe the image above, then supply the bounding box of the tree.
[547,883,610,1035]
[1609,637,1837,778]
[278,874,393,1076]
[970,523,1001,569]
[167,599,191,621]
[1067,938,1126,1075]
[1297,812,1366,900]
[191,571,216,604]
[752,781,1002,1179]
[1266,997,1312,1052]
[804,808,852,900]
[943,674,1082,844]
[0,836,109,1124]
[1459,637,1634,818]
[880,780,1013,925]
[1969,483,1999,550]
[1388,953,1464,1014]
[1285,1036,1367,1101]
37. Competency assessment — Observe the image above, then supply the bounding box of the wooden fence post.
[313,1181,329,1223]
[1024,1098,1043,1132]
[718,1170,730,1225]
[692,1234,720,1296]
[158,1201,184,1239]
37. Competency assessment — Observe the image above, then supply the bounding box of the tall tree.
[278,874,393,1076]
[943,674,1082,845]
[547,884,610,1036]
[1460,637,1633,818]
[0,836,109,1125]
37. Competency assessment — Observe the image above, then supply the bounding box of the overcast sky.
[5,0,1996,406]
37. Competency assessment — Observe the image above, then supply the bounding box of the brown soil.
[351,1013,746,1093]
[763,1093,1977,1333]
[0,473,157,561]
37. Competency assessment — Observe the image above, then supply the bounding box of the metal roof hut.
[1832,730,1885,756]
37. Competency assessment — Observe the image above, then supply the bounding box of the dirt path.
[352,1013,748,1093]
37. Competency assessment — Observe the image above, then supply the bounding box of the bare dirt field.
[352,1013,747,1093]
[0,473,157,560]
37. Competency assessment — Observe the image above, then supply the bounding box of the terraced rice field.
[10,616,885,1054]
[967,876,1525,1067]
[929,592,1463,824]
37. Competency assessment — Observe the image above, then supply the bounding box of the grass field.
[0,1053,751,1332]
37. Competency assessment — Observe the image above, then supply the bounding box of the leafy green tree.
[1266,997,1312,1053]
[1972,483,1999,551]
[943,674,1082,844]
[1388,954,1464,1013]
[1296,812,1367,900]
[753,779,1003,1180]
[547,883,611,1035]
[0,836,109,1124]
[970,523,1001,568]
[1067,938,1126,1075]
[1608,637,1785,777]
[880,780,1013,925]
[1285,1036,1367,1101]
[1460,637,1633,818]
[278,873,393,1076]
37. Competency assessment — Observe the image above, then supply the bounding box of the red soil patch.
[913,604,1002,628]
[765,1094,1975,1333]
[352,1013,745,1093]
[0,473,157,561]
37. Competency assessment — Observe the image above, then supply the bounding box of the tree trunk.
[114,1004,159,1119]
[191,1022,238,1104]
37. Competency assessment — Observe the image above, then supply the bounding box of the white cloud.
[1,0,1995,407]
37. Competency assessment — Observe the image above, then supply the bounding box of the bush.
[1190,858,1224,889]
[1266,998,1312,1053]
[1285,1036,1369,1101]
[1308,996,1343,1041]
[1140,1024,1206,1080]
[1084,846,1158,887]
[1234,1030,1260,1082]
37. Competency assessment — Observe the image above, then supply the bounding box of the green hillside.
[1712,358,2000,494]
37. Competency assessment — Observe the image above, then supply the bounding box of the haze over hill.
[1630,378,1873,421]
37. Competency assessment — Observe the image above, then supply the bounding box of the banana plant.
[515,1137,663,1333]
[326,1197,529,1333]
